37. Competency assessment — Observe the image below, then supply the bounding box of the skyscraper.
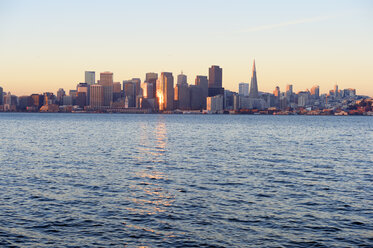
[141,82,154,99]
[90,84,104,108]
[31,94,44,109]
[77,83,89,106]
[310,85,320,98]
[132,78,141,96]
[286,84,293,95]
[57,88,65,105]
[145,72,158,98]
[239,83,249,96]
[175,83,190,110]
[157,72,174,111]
[249,60,259,98]
[208,65,222,88]
[113,82,122,102]
[273,86,280,107]
[0,86,4,105]
[195,75,208,109]
[208,65,224,97]
[189,85,203,110]
[123,80,136,108]
[334,84,339,97]
[85,71,95,85]
[99,72,113,106]
[177,73,187,85]
[273,86,280,97]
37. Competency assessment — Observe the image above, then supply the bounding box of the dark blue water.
[0,113,372,247]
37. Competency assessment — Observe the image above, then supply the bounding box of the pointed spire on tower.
[249,59,259,98]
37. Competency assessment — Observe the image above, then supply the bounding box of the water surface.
[0,113,372,247]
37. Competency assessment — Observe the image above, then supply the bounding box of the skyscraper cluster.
[0,60,365,114]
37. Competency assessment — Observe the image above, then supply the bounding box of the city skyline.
[1,60,369,116]
[0,63,370,98]
[0,0,372,96]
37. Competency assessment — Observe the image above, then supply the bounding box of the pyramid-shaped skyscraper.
[249,60,259,98]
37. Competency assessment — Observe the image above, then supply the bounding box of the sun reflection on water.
[125,117,174,232]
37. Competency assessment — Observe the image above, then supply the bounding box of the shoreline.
[1,111,372,116]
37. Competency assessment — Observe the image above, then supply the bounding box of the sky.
[0,0,372,96]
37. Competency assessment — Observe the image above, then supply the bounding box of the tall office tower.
[69,90,77,96]
[99,72,113,106]
[310,85,320,98]
[0,86,3,105]
[113,82,122,102]
[189,85,203,110]
[43,92,55,105]
[273,86,280,107]
[249,60,259,98]
[62,95,73,106]
[76,92,87,108]
[146,72,158,82]
[286,84,293,94]
[298,91,309,107]
[142,82,154,99]
[177,73,187,85]
[69,90,77,105]
[4,93,17,105]
[175,83,190,110]
[286,84,293,97]
[85,71,95,85]
[18,96,32,111]
[273,86,280,97]
[3,93,18,111]
[175,72,189,109]
[77,83,89,107]
[334,84,339,97]
[157,72,174,111]
[224,90,235,110]
[146,72,158,98]
[90,84,104,108]
[123,80,136,107]
[208,65,222,88]
[195,75,208,109]
[131,78,141,96]
[31,94,44,109]
[239,83,249,96]
[208,65,224,97]
[56,88,66,105]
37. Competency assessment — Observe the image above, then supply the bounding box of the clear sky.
[0,0,372,96]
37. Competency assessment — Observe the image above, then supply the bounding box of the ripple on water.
[0,113,372,247]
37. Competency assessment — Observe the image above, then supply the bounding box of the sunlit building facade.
[157,72,174,111]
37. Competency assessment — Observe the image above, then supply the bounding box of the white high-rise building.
[239,83,249,96]
[85,71,95,85]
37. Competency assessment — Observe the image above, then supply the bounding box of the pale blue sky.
[0,0,372,96]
